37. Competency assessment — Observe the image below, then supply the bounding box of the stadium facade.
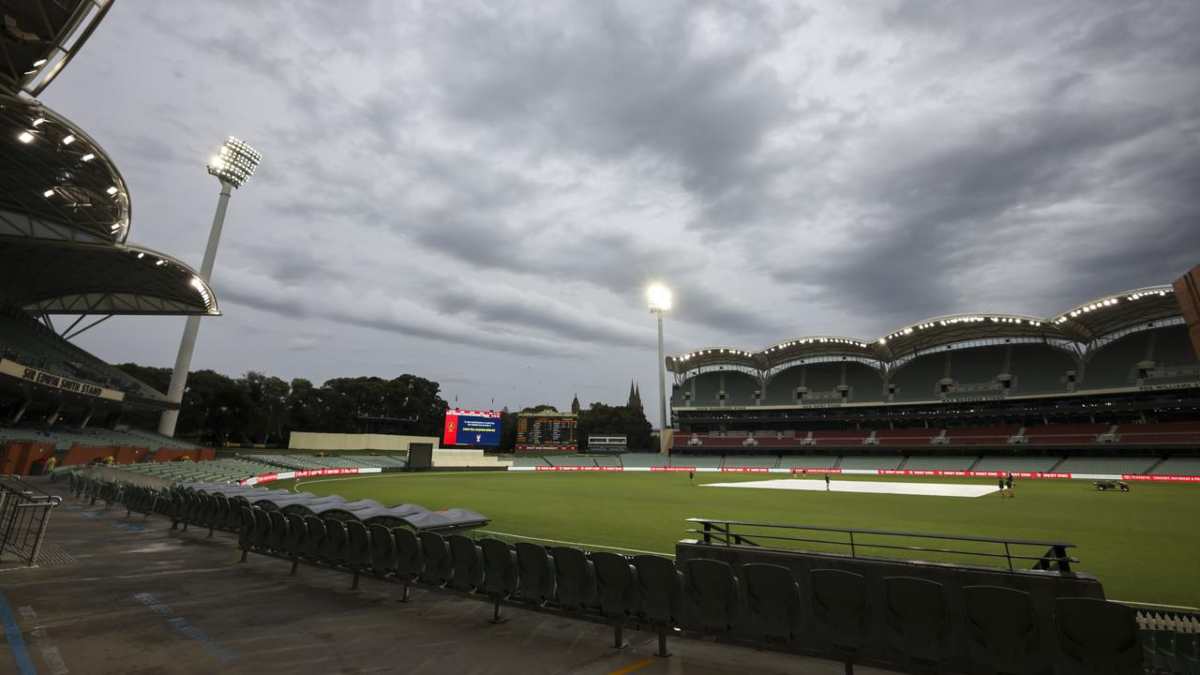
[667,284,1200,445]
[0,1,218,425]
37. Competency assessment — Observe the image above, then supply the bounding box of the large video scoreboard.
[442,409,501,447]
[515,411,578,452]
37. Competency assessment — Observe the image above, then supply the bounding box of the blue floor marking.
[0,591,37,675]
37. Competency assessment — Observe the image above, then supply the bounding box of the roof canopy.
[0,0,113,96]
[669,286,1183,376]
[0,238,218,315]
[0,92,129,244]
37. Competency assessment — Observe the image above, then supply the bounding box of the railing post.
[849,530,856,558]
[1004,542,1013,571]
[702,520,712,545]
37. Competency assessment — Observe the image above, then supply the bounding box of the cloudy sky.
[45,0,1200,422]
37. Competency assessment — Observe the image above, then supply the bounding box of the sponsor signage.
[788,467,844,474]
[1121,473,1200,482]
[240,466,382,486]
[0,358,125,401]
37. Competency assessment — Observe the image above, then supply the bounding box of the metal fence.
[0,474,61,566]
[686,517,1079,573]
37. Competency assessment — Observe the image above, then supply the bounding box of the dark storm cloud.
[47,1,1200,409]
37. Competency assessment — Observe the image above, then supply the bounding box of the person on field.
[998,477,1006,497]
[825,473,831,491]
[689,469,694,484]
[1006,473,1015,497]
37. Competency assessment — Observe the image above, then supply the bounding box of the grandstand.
[0,7,218,442]
[667,288,1199,469]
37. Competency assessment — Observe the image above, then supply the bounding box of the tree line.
[116,365,653,451]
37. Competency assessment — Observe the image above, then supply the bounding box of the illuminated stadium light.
[162,135,264,437]
[106,186,118,195]
[17,131,34,143]
[61,134,75,145]
[31,117,45,127]
[43,189,55,198]
[32,59,47,67]
[206,137,262,189]
[646,283,673,312]
[646,282,673,448]
[81,153,95,162]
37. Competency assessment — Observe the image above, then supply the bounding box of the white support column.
[159,181,233,437]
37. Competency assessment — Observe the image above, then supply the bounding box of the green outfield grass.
[278,471,1200,607]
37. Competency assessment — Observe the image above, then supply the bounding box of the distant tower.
[570,394,580,415]
[627,380,644,411]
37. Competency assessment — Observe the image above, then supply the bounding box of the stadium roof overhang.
[668,282,1188,375]
[667,347,760,375]
[1052,285,1180,344]
[0,0,113,97]
[875,313,1060,360]
[0,238,219,315]
[0,92,129,243]
[760,336,880,371]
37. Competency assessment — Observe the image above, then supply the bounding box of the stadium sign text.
[0,359,124,401]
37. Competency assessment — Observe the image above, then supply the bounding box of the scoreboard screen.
[442,409,501,447]
[516,412,578,452]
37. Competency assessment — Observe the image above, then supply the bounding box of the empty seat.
[515,542,556,605]
[740,563,802,643]
[418,531,453,586]
[345,521,372,588]
[551,546,598,612]
[1054,597,1142,675]
[592,552,641,647]
[883,576,949,671]
[282,514,308,558]
[447,535,484,592]
[810,569,869,672]
[367,524,397,575]
[303,516,327,561]
[393,528,423,601]
[480,538,519,622]
[633,554,684,657]
[963,585,1050,675]
[266,511,289,552]
[682,558,740,634]
[320,519,349,565]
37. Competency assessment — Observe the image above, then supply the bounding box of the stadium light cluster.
[207,137,262,189]
[646,283,673,312]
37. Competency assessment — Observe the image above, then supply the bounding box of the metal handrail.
[686,517,1079,573]
[1,475,63,566]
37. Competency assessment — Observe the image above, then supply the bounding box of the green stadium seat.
[303,516,327,562]
[810,569,869,673]
[345,520,371,568]
[633,554,684,657]
[883,576,949,672]
[251,508,272,551]
[393,528,423,601]
[682,558,740,634]
[479,538,518,622]
[739,563,802,644]
[418,531,452,586]
[266,511,289,552]
[447,535,484,592]
[1054,598,1143,675]
[237,507,254,562]
[515,542,556,606]
[551,546,597,612]
[320,519,349,565]
[367,524,397,575]
[592,551,641,648]
[963,585,1049,675]
[282,513,308,566]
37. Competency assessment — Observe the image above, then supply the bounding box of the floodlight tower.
[159,138,262,437]
[646,283,672,452]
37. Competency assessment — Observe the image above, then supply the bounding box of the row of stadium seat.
[247,453,406,471]
[71,471,1173,674]
[0,307,164,400]
[675,421,1200,448]
[517,453,1178,475]
[0,425,198,451]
